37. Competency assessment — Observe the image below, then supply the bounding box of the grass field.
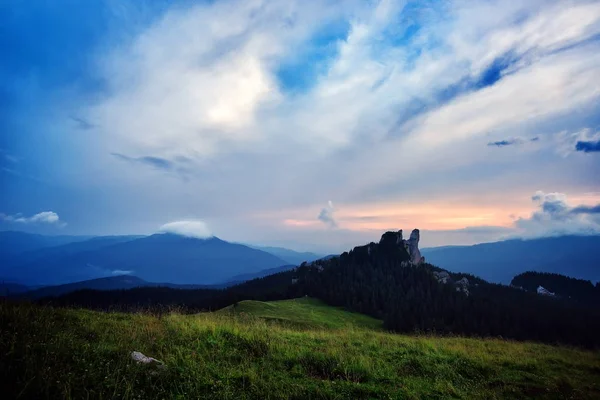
[218,297,383,330]
[1,298,600,399]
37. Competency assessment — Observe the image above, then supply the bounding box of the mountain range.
[421,235,600,284]
[39,229,600,347]
[0,231,289,286]
[244,245,324,266]
[3,230,599,293]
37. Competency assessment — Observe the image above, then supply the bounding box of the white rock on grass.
[131,351,165,368]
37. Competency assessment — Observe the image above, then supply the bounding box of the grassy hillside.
[218,297,383,330]
[2,300,600,399]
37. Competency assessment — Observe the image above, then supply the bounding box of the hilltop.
[218,297,383,330]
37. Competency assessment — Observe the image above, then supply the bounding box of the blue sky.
[1,0,600,252]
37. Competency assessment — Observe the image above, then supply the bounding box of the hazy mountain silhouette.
[246,245,323,265]
[2,232,289,285]
[16,275,232,299]
[228,264,296,282]
[0,231,90,270]
[422,235,600,284]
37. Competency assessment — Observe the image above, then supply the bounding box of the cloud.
[0,211,63,225]
[487,138,524,147]
[556,128,600,156]
[571,204,600,214]
[70,116,95,130]
[487,137,539,147]
[514,191,600,236]
[0,148,19,164]
[4,0,600,251]
[158,220,213,239]
[317,200,337,228]
[111,152,174,171]
[111,270,133,275]
[575,140,600,153]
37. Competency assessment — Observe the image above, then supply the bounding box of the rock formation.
[433,270,450,284]
[406,229,423,265]
[537,285,555,296]
[377,229,424,265]
[433,271,471,296]
[455,277,470,296]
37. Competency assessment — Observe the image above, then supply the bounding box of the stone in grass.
[131,351,167,375]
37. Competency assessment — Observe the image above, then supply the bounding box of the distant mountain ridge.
[245,245,323,266]
[422,235,600,284]
[1,231,290,286]
[14,275,231,299]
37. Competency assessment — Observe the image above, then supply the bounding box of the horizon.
[2,0,600,254]
[2,227,600,255]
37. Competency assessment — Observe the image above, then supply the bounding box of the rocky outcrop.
[406,229,423,265]
[378,229,424,265]
[537,285,555,296]
[455,277,470,296]
[433,270,450,284]
[433,271,471,296]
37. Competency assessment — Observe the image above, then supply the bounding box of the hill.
[41,229,600,347]
[218,297,383,330]
[511,272,600,306]
[2,300,600,399]
[17,275,232,299]
[422,235,600,284]
[3,233,289,285]
[0,281,29,296]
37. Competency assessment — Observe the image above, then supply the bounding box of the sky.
[1,0,600,253]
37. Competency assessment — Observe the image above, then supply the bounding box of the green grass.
[1,299,599,399]
[218,297,383,330]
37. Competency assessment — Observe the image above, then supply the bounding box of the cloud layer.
[158,220,213,239]
[514,191,600,237]
[0,211,63,225]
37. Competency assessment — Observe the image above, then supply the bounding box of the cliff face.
[377,229,424,265]
[406,229,423,265]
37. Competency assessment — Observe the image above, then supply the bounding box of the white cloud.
[555,128,600,156]
[514,191,600,237]
[112,270,133,275]
[34,0,600,249]
[0,211,63,225]
[158,220,213,239]
[317,200,337,228]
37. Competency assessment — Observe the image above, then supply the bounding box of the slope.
[246,245,324,265]
[227,264,296,283]
[218,297,383,330]
[2,300,600,399]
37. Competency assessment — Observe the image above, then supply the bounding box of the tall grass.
[1,299,599,399]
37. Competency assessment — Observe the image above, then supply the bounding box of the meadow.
[1,297,599,399]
